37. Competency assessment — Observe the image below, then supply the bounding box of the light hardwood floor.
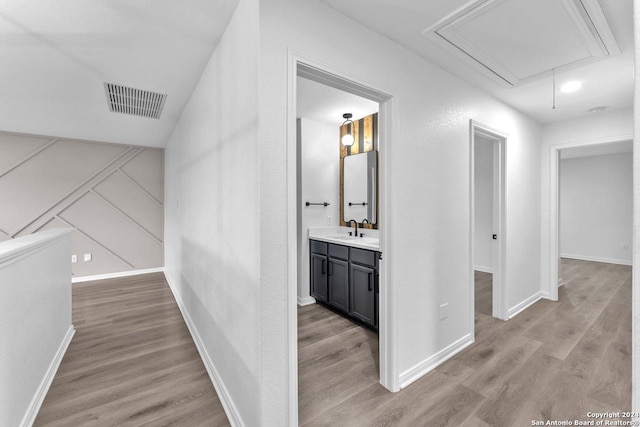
[298,259,631,426]
[35,273,230,427]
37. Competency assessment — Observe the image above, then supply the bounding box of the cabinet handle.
[321,259,326,275]
[368,272,373,291]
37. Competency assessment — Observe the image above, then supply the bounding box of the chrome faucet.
[347,219,358,237]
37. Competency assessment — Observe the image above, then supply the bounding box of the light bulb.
[341,133,354,146]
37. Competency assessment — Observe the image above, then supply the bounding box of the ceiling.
[0,0,631,148]
[0,0,238,148]
[297,77,379,125]
[318,0,633,124]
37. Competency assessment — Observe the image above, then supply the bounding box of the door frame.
[547,134,633,300]
[286,51,398,426]
[469,120,508,328]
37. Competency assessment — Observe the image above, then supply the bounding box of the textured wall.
[261,0,542,421]
[0,131,163,277]
[164,0,260,425]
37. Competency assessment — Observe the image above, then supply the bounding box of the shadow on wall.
[177,237,260,425]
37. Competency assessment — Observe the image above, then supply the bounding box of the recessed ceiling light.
[560,81,582,93]
[588,106,607,113]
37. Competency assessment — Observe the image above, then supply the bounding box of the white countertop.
[308,226,380,251]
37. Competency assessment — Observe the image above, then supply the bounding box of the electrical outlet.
[622,243,629,251]
[439,303,449,320]
[71,254,77,263]
[84,253,92,262]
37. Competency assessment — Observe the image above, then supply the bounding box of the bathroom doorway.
[470,121,507,330]
[286,59,395,425]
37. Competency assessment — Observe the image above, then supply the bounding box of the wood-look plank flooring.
[35,272,230,427]
[475,270,492,316]
[299,259,632,426]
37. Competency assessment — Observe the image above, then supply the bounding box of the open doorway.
[470,121,507,329]
[548,139,633,299]
[295,76,381,423]
[555,140,633,288]
[287,59,395,425]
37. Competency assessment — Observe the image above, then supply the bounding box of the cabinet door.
[349,264,376,327]
[311,253,328,303]
[328,258,349,312]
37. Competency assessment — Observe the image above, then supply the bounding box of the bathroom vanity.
[308,233,379,331]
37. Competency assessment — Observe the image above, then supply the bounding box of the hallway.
[35,273,229,426]
[298,259,631,426]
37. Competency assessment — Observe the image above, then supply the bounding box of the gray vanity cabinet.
[349,263,376,328]
[310,253,328,303]
[310,239,378,331]
[328,257,349,312]
[349,247,378,328]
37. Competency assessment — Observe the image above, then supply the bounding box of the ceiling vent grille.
[104,83,167,119]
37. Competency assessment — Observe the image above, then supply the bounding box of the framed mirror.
[342,151,377,225]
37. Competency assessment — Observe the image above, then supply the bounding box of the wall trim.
[71,267,164,283]
[561,253,632,266]
[165,275,244,427]
[20,325,75,427]
[297,296,316,306]
[474,265,493,274]
[508,291,544,319]
[399,333,473,389]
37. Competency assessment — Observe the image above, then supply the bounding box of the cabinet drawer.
[310,240,327,255]
[350,247,376,267]
[328,243,349,260]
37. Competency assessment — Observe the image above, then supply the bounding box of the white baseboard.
[297,296,316,306]
[21,325,75,427]
[508,291,544,319]
[165,276,244,427]
[474,265,493,274]
[72,267,165,283]
[561,253,632,266]
[399,333,473,389]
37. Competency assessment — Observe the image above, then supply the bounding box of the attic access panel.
[423,0,621,87]
[104,83,167,119]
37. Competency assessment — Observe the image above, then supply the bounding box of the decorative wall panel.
[0,131,163,277]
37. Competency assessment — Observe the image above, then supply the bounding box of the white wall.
[163,0,260,425]
[297,118,340,303]
[540,107,633,294]
[474,136,494,272]
[0,229,73,427]
[560,153,632,265]
[260,0,542,422]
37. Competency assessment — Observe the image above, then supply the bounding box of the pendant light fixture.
[341,113,355,146]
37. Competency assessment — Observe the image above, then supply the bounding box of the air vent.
[104,83,167,119]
